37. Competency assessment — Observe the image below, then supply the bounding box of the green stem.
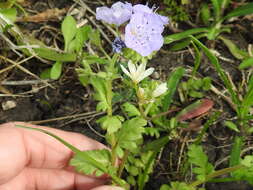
[190,165,245,187]
[144,102,153,116]
[134,83,149,120]
[118,150,130,177]
[99,45,111,61]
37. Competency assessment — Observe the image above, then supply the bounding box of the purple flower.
[96,2,133,26]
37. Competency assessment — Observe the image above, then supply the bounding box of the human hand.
[0,122,123,190]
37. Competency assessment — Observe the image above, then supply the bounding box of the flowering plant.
[18,1,173,189]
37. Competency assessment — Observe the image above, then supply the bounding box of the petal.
[128,61,137,74]
[149,34,164,51]
[120,65,131,78]
[153,83,168,97]
[133,4,152,14]
[137,67,154,83]
[96,7,114,24]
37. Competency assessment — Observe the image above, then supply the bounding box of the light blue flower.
[124,4,168,56]
[96,2,132,26]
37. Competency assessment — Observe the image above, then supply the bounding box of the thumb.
[91,185,125,190]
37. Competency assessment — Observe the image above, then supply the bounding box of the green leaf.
[188,144,214,181]
[200,3,211,25]
[219,36,249,60]
[40,68,51,79]
[224,121,240,133]
[116,117,146,152]
[61,16,77,51]
[70,149,112,176]
[169,33,207,51]
[122,102,141,117]
[223,3,253,21]
[191,39,201,76]
[229,136,244,175]
[34,47,76,62]
[74,25,92,52]
[239,57,253,69]
[160,184,170,190]
[233,155,253,185]
[143,136,170,152]
[98,115,124,134]
[90,77,108,112]
[162,67,185,111]
[50,61,62,80]
[241,155,253,168]
[165,182,196,190]
[221,0,231,10]
[164,28,208,44]
[89,29,101,47]
[190,36,240,107]
[0,8,16,22]
[210,0,221,21]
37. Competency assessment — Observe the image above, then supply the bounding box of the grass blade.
[164,28,208,44]
[162,67,185,111]
[190,36,240,107]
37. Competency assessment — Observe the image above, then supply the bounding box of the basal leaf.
[200,3,211,25]
[225,121,240,133]
[162,67,185,111]
[164,28,208,44]
[223,3,253,21]
[190,36,240,106]
[210,0,221,21]
[239,57,253,69]
[89,29,101,47]
[34,47,76,62]
[0,8,16,22]
[61,15,77,51]
[50,61,63,80]
[74,25,92,52]
[219,36,248,60]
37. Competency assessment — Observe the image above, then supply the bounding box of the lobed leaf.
[116,117,146,152]
[188,144,214,181]
[70,149,112,176]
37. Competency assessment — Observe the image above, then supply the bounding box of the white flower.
[152,83,168,98]
[120,61,154,83]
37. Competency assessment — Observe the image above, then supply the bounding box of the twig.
[73,0,118,37]
[29,111,105,125]
[1,80,51,86]
[0,55,54,88]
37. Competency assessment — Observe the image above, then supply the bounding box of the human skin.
[0,122,123,190]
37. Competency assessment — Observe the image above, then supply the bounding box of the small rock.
[2,100,17,111]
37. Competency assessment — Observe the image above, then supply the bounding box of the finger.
[91,185,125,190]
[0,167,107,190]
[0,122,106,184]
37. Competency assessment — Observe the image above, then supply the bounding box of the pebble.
[2,100,17,111]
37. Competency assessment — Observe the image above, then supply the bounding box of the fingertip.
[90,185,125,190]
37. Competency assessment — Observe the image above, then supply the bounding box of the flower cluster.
[96,2,168,56]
